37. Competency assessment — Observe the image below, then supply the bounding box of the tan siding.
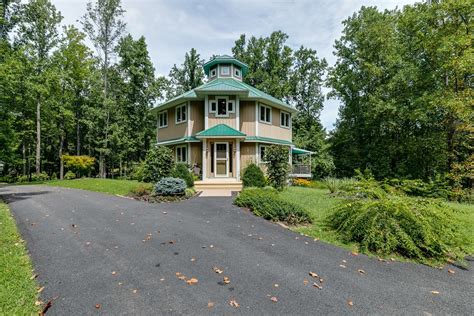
[240,101,256,136]
[190,143,202,166]
[258,105,292,141]
[157,105,188,141]
[240,142,256,172]
[190,101,204,135]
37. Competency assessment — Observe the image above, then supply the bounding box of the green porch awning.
[292,147,314,155]
[196,124,246,138]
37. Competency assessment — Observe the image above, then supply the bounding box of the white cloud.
[52,0,415,129]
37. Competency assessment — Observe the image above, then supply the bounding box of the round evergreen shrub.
[172,163,194,188]
[142,146,174,183]
[154,177,186,196]
[328,196,464,262]
[242,163,266,188]
[64,171,76,180]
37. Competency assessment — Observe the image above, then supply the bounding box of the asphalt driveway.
[1,185,473,315]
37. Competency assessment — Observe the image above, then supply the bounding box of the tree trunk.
[35,99,41,175]
[76,110,81,155]
[22,142,26,176]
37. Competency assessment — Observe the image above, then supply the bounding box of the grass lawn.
[0,201,39,314]
[44,178,150,196]
[279,186,474,258]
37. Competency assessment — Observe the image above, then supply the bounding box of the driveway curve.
[1,185,472,315]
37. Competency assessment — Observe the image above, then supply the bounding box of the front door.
[214,142,228,177]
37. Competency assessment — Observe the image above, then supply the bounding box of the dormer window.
[210,68,217,77]
[235,68,241,77]
[220,65,230,76]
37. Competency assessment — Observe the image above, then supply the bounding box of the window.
[176,145,187,163]
[259,145,267,163]
[227,100,234,113]
[158,110,168,128]
[259,104,272,123]
[217,98,227,116]
[210,100,217,113]
[175,104,187,124]
[280,111,290,128]
[220,65,230,76]
[234,68,241,77]
[210,67,217,77]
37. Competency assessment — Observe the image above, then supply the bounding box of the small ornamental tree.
[242,163,266,187]
[265,145,290,190]
[61,155,95,177]
[142,146,175,183]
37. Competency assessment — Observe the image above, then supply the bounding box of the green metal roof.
[156,136,200,145]
[244,136,293,146]
[151,77,296,113]
[196,124,246,138]
[292,147,313,155]
[203,55,249,76]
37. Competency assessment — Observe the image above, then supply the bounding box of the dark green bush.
[31,172,49,182]
[234,188,312,225]
[143,146,174,183]
[265,145,290,190]
[64,171,76,180]
[385,178,452,200]
[242,163,266,188]
[172,163,194,188]
[328,196,464,262]
[154,177,186,196]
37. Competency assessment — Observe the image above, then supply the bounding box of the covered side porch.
[290,147,313,178]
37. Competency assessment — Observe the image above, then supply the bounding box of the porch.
[289,147,313,178]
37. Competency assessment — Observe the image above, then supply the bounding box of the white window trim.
[227,100,235,113]
[209,100,217,113]
[215,96,229,118]
[280,111,291,129]
[258,144,268,164]
[175,104,187,125]
[219,65,230,76]
[158,110,168,128]
[176,145,188,163]
[234,68,241,77]
[259,104,272,124]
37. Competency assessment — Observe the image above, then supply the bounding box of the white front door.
[214,142,228,177]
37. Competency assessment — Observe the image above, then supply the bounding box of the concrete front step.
[195,179,243,192]
[198,189,234,197]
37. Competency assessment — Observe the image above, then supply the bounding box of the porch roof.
[292,147,314,155]
[196,124,246,138]
[244,136,293,146]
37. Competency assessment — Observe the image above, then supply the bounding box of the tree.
[265,145,290,190]
[82,0,126,177]
[168,48,204,96]
[17,0,62,175]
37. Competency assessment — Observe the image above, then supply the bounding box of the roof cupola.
[203,55,248,82]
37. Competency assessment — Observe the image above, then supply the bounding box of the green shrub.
[16,175,29,183]
[61,155,95,177]
[143,146,174,183]
[385,178,452,200]
[129,184,152,197]
[265,145,290,190]
[172,163,194,188]
[31,172,49,182]
[154,177,186,196]
[64,171,76,180]
[234,188,312,225]
[328,196,464,263]
[242,163,266,188]
[323,177,357,194]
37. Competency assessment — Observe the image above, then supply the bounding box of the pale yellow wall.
[258,104,292,141]
[190,143,202,166]
[157,104,188,141]
[190,101,204,135]
[240,100,256,136]
[240,142,256,172]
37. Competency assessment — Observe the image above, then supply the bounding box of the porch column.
[236,139,241,180]
[202,140,207,180]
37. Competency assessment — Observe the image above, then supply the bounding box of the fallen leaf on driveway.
[208,301,214,309]
[313,282,322,289]
[71,224,77,228]
[229,299,239,308]
[347,300,354,306]
[111,271,117,276]
[270,296,278,302]
[309,271,319,278]
[303,279,309,285]
[358,269,366,274]
[178,275,186,280]
[339,264,347,269]
[274,284,279,287]
[35,300,43,306]
[351,251,358,256]
[190,257,196,262]
[186,278,198,285]
[85,242,91,246]
[132,289,138,294]
[95,304,101,309]
[40,300,52,315]
[213,267,223,274]
[430,291,440,295]
[168,240,175,244]
[223,276,230,284]
[37,286,45,293]
[30,274,38,280]
[448,269,455,274]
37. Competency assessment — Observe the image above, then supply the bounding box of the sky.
[52,0,415,130]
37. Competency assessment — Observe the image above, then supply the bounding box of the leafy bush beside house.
[265,145,290,190]
[242,163,266,188]
[142,146,174,183]
[235,188,312,225]
[172,163,194,188]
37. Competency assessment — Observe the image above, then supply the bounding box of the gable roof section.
[196,124,246,138]
[150,78,296,114]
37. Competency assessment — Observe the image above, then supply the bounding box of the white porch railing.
[290,164,311,178]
